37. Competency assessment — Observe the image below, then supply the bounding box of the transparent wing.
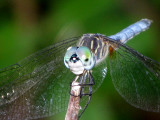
[92,59,107,93]
[0,37,79,119]
[109,41,160,112]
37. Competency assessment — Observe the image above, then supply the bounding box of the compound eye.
[64,47,77,68]
[76,46,91,63]
[76,46,95,70]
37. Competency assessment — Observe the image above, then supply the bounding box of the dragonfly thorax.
[78,34,110,64]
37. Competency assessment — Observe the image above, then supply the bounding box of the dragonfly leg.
[78,71,94,119]
[69,71,95,118]
[69,71,95,97]
[78,95,92,119]
[80,71,95,96]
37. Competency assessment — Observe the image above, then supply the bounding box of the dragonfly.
[0,19,160,120]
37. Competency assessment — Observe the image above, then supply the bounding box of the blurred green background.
[0,0,160,120]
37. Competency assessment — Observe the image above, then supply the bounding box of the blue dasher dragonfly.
[0,19,159,120]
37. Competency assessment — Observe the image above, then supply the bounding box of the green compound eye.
[76,46,95,70]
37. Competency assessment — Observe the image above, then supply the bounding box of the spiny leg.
[70,71,95,96]
[69,71,95,119]
[80,71,95,96]
[78,71,95,119]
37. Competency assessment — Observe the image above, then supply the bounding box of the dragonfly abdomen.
[108,19,152,43]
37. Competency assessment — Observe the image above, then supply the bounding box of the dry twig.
[65,81,81,120]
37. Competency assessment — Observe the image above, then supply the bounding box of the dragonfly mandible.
[0,19,159,120]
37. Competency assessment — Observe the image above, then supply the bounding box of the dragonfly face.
[64,46,95,75]
[0,19,160,120]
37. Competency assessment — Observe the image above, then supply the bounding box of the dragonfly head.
[64,46,96,75]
